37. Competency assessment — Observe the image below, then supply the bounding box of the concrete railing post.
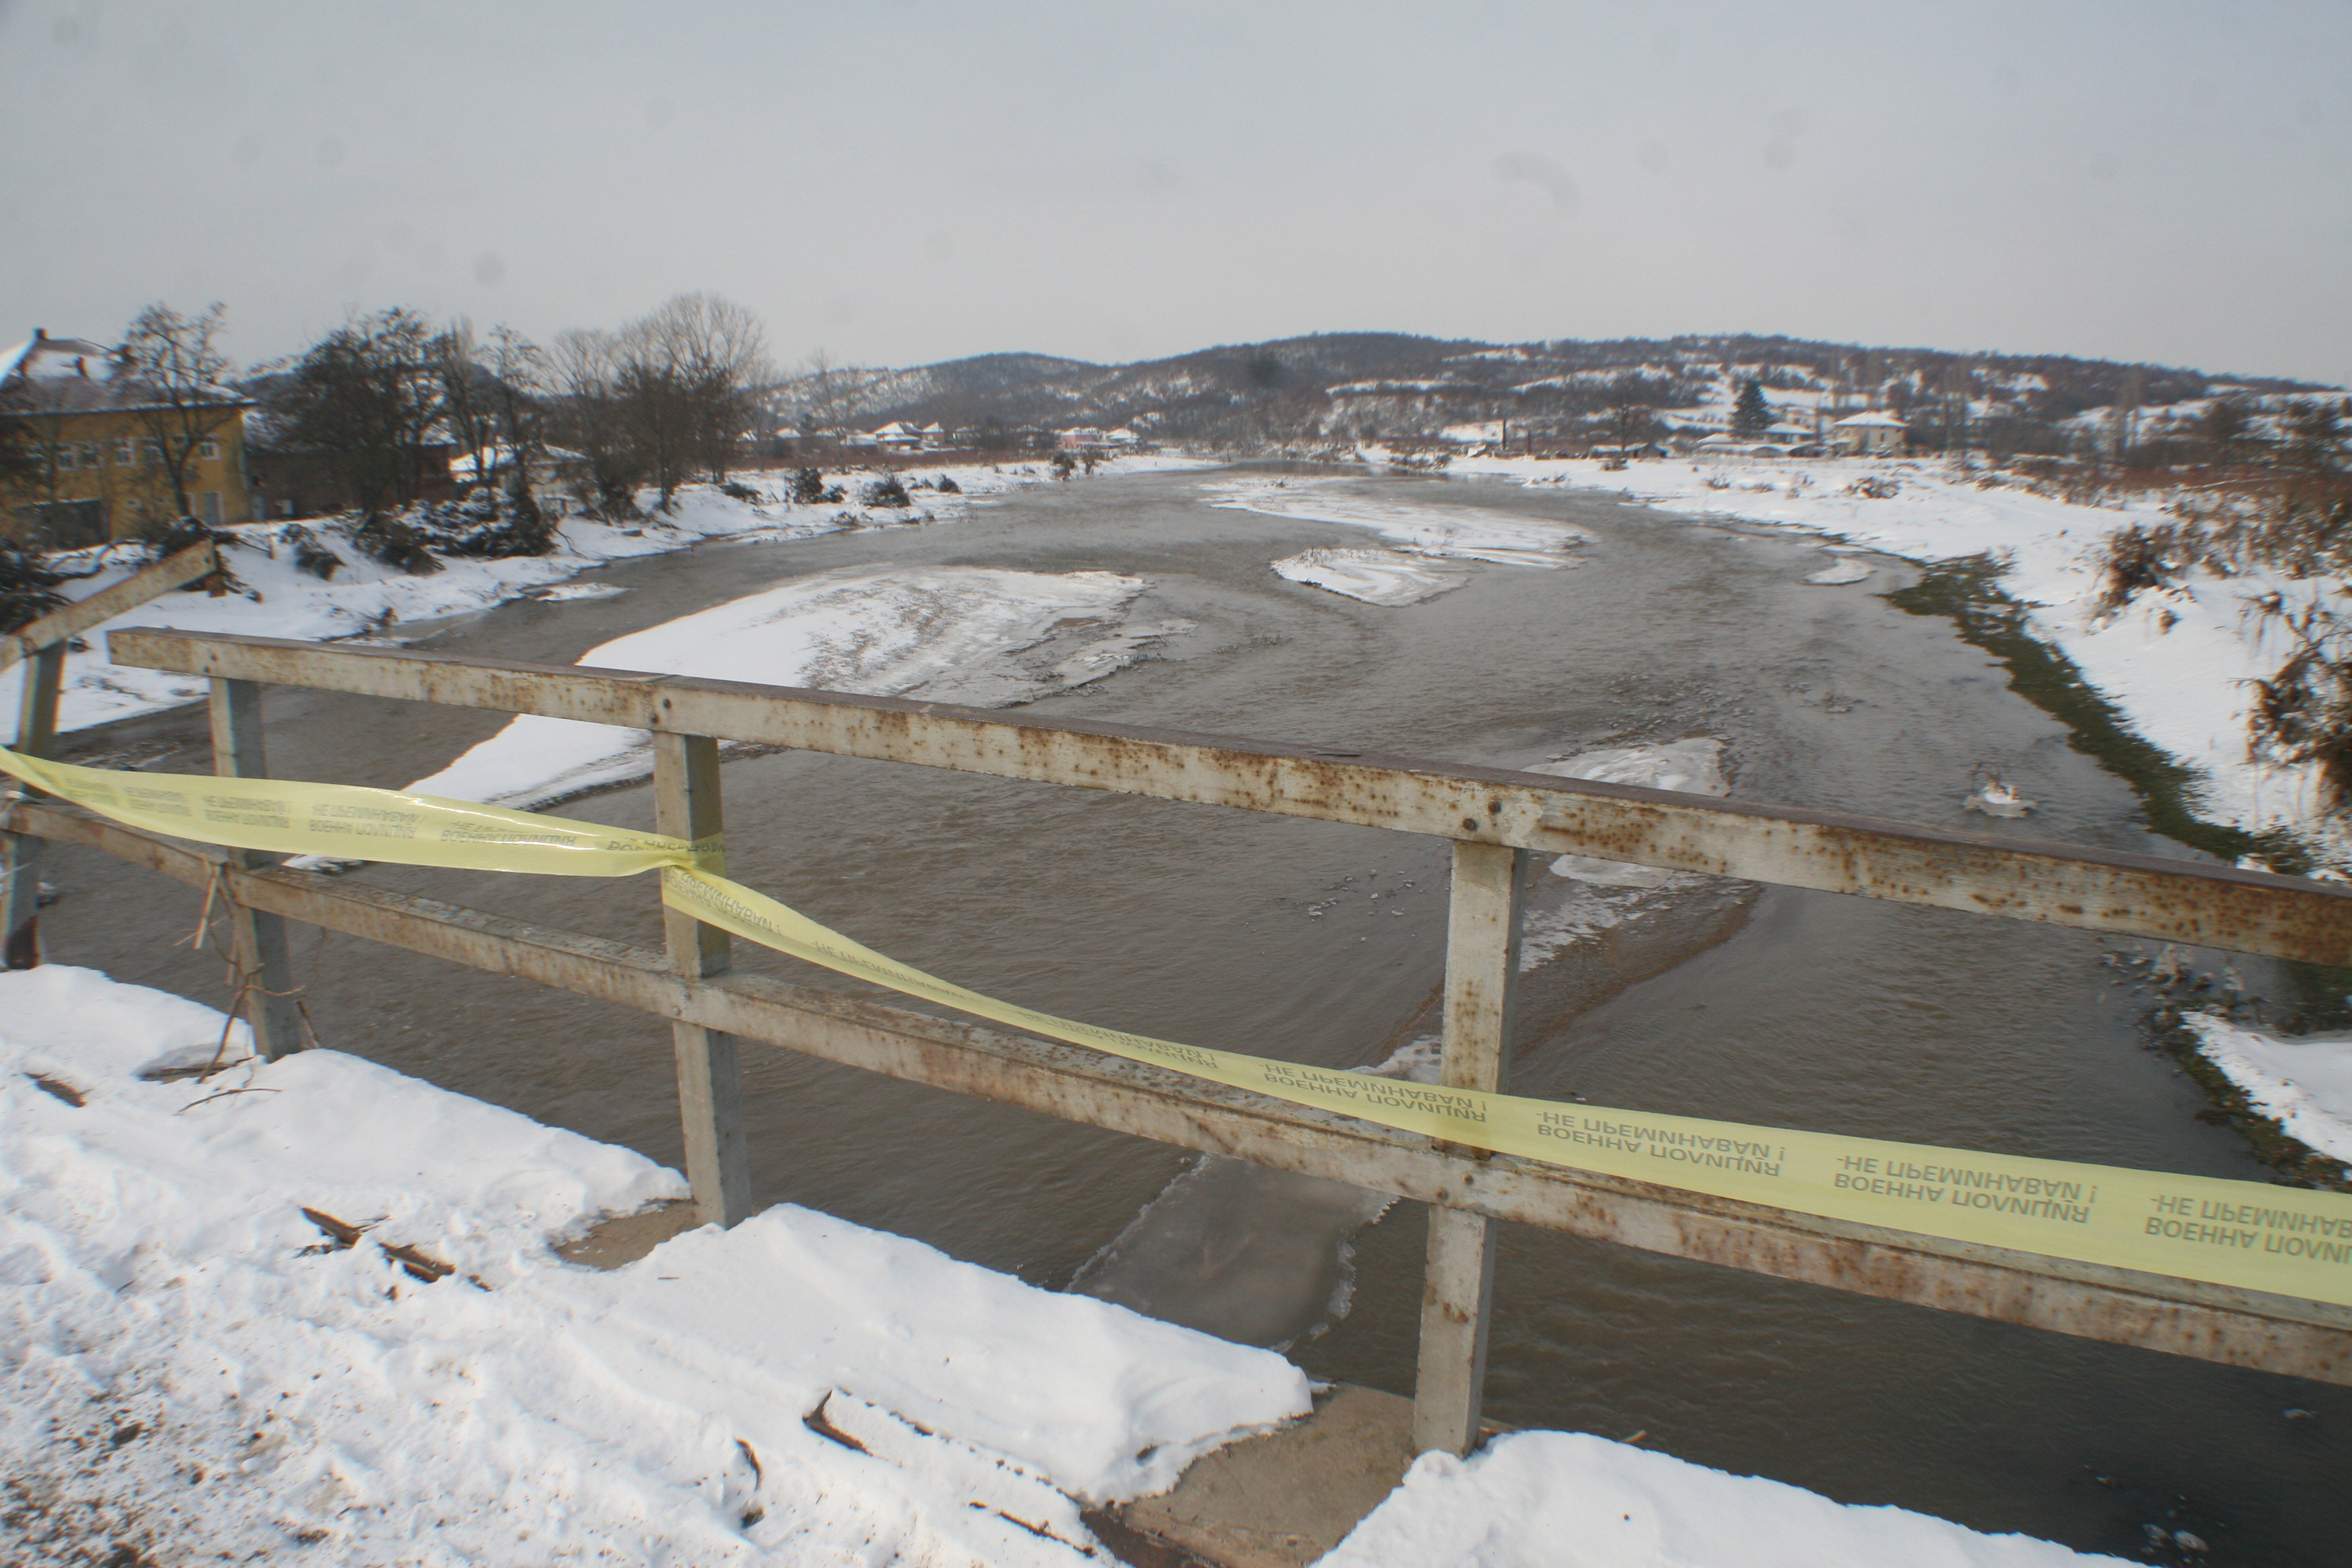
[2,642,66,967]
[653,730,753,1227]
[1412,837,1529,1457]
[207,677,303,1058]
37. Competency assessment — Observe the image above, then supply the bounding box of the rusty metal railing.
[13,626,2351,1456]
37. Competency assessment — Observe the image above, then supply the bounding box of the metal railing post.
[653,730,753,1227]
[2,642,66,967]
[208,678,302,1059]
[1412,838,1529,1457]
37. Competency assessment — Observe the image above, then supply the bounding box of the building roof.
[2,328,250,418]
[1831,411,1907,429]
[1,330,113,392]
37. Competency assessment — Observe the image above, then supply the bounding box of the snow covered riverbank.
[2179,1011,2352,1165]
[0,455,1212,741]
[0,964,1306,1565]
[1,963,2132,1566]
[1440,450,2334,859]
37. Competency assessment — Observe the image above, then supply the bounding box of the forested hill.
[780,332,2338,452]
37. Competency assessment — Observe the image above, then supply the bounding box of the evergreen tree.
[1732,379,1773,437]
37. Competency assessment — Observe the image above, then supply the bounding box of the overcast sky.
[5,1,2347,385]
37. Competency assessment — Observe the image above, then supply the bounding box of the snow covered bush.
[349,511,443,575]
[861,474,912,509]
[2249,603,2352,816]
[280,524,346,581]
[2088,521,2190,618]
[789,467,841,505]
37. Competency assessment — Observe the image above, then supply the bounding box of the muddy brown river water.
[40,469,2349,1563]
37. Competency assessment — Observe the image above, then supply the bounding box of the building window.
[199,438,221,461]
[54,444,77,473]
[116,438,135,465]
[81,442,101,469]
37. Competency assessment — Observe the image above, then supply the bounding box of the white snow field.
[1440,450,2334,851]
[1323,1431,2125,1568]
[408,565,1183,807]
[1269,546,1471,606]
[2179,1012,2352,1163]
[0,455,1212,740]
[0,964,1308,1565]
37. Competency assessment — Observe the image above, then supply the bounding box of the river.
[40,467,2349,1563]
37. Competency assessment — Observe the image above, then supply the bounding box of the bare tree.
[265,307,448,518]
[1605,373,1659,453]
[546,328,644,519]
[611,293,771,506]
[112,303,246,524]
[481,325,552,513]
[801,348,848,442]
[2199,397,2258,471]
[2282,397,2347,474]
[434,319,496,491]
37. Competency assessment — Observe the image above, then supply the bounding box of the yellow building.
[2,330,255,549]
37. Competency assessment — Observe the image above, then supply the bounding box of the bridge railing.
[1,543,217,966]
[9,624,2348,1456]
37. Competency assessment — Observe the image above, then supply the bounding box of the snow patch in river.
[1271,546,1471,606]
[1206,477,1589,569]
[1804,556,1875,585]
[1521,739,1731,967]
[409,565,1172,807]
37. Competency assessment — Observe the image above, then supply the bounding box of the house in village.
[1828,411,1907,456]
[1,328,255,548]
[1056,427,1140,454]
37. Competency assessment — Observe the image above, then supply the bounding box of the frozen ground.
[1324,1431,2127,1567]
[409,565,1189,807]
[0,454,1212,740]
[0,964,1307,1566]
[2179,1012,2352,1163]
[1438,449,2332,852]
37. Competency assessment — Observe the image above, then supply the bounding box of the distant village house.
[1828,411,1907,456]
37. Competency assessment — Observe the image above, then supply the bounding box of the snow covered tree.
[1731,379,1773,437]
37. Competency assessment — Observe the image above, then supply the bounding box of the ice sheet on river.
[409,565,1183,807]
[1270,546,1471,605]
[1206,476,1589,569]
[1521,738,1732,967]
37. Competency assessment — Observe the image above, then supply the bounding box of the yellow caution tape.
[7,741,2352,1307]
